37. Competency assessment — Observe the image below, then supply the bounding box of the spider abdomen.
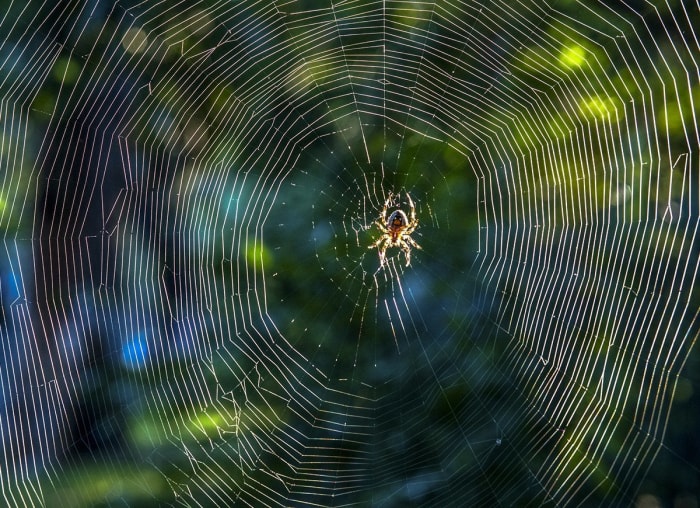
[388,210,408,230]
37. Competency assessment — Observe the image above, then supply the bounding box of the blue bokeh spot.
[121,334,149,369]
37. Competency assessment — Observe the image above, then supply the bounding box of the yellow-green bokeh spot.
[246,241,272,271]
[0,190,23,233]
[658,82,700,135]
[661,101,684,135]
[579,95,619,120]
[44,466,169,506]
[52,56,81,84]
[186,408,231,440]
[559,44,587,70]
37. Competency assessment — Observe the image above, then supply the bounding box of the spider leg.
[405,235,422,250]
[398,239,412,266]
[379,193,393,224]
[373,237,387,265]
[402,222,418,236]
[406,192,417,223]
[369,234,387,249]
[371,237,390,266]
[379,247,387,266]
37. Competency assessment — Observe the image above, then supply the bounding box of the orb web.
[0,0,698,506]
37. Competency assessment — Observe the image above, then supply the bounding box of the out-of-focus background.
[0,0,698,506]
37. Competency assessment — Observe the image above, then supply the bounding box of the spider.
[369,192,422,266]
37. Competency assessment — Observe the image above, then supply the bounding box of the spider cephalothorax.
[369,192,421,266]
